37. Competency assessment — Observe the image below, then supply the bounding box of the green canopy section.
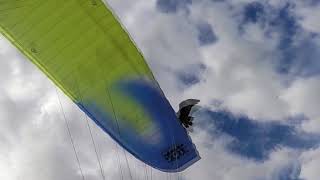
[0,0,154,101]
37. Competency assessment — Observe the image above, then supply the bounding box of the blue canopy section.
[77,79,200,172]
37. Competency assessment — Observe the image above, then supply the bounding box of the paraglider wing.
[0,0,199,172]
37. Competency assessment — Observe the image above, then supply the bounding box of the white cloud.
[295,3,320,33]
[282,76,320,133]
[1,0,320,179]
[300,148,320,180]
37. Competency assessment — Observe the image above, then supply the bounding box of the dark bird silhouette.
[176,99,200,128]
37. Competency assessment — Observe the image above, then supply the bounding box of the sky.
[1,0,320,179]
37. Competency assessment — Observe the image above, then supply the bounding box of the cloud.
[283,76,320,133]
[106,0,320,179]
[300,148,320,180]
[295,1,320,34]
[1,0,320,179]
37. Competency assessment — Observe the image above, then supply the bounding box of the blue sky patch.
[156,0,192,13]
[176,63,205,86]
[259,2,305,77]
[270,3,298,50]
[197,23,218,46]
[239,2,320,78]
[263,2,320,79]
[243,2,265,23]
[278,35,320,77]
[196,110,320,161]
[177,71,201,86]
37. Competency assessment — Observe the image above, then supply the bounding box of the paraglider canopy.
[0,0,200,172]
